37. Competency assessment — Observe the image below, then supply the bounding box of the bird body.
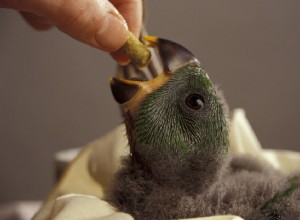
[108,155,299,220]
[108,37,300,220]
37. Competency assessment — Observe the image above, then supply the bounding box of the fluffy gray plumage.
[106,152,299,220]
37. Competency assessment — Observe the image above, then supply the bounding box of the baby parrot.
[108,37,300,220]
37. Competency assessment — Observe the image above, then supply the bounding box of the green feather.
[135,64,229,159]
[260,176,298,215]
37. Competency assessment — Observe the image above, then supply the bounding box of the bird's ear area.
[214,84,230,119]
[143,36,201,74]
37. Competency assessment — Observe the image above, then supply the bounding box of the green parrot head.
[110,37,229,188]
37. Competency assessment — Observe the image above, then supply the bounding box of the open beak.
[110,36,200,116]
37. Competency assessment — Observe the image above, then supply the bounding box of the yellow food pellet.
[120,32,151,68]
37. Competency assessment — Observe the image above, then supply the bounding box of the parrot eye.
[185,94,204,110]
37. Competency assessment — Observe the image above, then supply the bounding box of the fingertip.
[111,50,130,66]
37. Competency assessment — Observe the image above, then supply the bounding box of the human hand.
[0,0,142,64]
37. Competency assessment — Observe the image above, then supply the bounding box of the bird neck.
[129,145,228,194]
[123,110,229,193]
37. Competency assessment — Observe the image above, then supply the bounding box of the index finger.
[110,0,143,38]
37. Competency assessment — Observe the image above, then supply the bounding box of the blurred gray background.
[0,0,299,203]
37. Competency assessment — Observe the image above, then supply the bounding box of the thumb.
[47,0,129,52]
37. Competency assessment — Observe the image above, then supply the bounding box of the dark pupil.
[186,94,204,110]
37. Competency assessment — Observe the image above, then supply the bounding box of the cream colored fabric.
[47,142,104,201]
[229,109,300,175]
[34,194,133,220]
[33,109,300,220]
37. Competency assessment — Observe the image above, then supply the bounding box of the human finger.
[20,11,54,31]
[1,0,130,52]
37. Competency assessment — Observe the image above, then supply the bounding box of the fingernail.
[95,3,129,52]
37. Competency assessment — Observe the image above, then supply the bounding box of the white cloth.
[33,109,300,220]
